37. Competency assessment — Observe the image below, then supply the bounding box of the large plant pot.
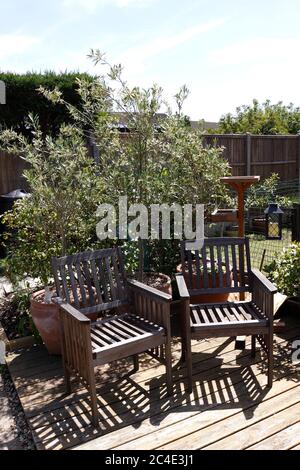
[30,290,61,355]
[176,263,232,304]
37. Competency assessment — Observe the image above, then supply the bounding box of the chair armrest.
[175,274,190,299]
[127,279,172,304]
[251,269,277,294]
[52,297,90,323]
[127,279,171,333]
[251,269,277,320]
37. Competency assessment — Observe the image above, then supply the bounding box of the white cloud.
[62,0,155,11]
[210,37,300,66]
[0,34,40,60]
[118,19,226,78]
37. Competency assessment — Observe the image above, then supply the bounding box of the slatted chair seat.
[52,247,173,427]
[90,314,165,361]
[176,237,277,392]
[190,302,269,331]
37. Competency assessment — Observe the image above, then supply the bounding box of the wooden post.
[298,132,300,195]
[292,203,300,242]
[246,133,252,176]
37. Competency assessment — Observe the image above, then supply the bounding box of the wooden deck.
[6,313,300,451]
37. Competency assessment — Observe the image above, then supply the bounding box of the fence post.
[291,203,300,242]
[298,132,300,194]
[246,133,251,176]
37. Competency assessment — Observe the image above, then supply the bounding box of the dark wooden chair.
[176,237,276,392]
[51,247,173,426]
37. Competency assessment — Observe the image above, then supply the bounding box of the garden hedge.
[0,72,94,136]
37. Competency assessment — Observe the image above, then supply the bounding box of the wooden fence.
[203,134,300,183]
[1,134,300,195]
[0,151,29,195]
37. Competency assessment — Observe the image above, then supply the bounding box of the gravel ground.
[0,365,36,450]
[0,277,36,450]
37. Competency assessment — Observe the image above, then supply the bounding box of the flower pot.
[176,263,232,304]
[30,290,61,355]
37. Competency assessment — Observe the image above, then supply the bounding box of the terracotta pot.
[30,290,61,355]
[176,263,232,304]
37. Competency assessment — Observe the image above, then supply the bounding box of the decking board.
[6,316,300,451]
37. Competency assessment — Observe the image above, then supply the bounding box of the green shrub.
[265,243,300,297]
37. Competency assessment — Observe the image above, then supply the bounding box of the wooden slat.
[202,246,209,289]
[82,261,95,306]
[90,259,103,304]
[67,264,79,307]
[75,263,87,307]
[231,244,238,288]
[216,245,223,288]
[209,245,216,288]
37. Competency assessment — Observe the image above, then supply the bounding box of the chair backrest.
[52,247,129,316]
[180,237,252,297]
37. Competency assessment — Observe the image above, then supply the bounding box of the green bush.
[0,71,94,136]
[265,243,300,297]
[217,99,300,135]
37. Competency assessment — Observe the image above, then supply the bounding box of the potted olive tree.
[45,51,230,289]
[0,122,106,354]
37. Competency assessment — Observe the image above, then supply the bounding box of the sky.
[0,0,300,121]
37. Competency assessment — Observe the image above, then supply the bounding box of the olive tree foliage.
[41,50,230,277]
[42,50,230,210]
[0,120,106,285]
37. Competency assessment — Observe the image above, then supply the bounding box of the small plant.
[0,287,41,340]
[245,173,292,209]
[265,243,300,297]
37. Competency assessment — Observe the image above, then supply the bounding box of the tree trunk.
[138,238,144,282]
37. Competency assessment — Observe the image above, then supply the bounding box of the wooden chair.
[176,237,276,393]
[51,247,173,426]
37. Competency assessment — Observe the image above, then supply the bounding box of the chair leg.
[63,363,72,394]
[165,343,173,396]
[133,354,139,372]
[89,379,99,427]
[267,333,274,388]
[251,335,256,358]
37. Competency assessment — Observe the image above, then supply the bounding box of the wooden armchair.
[51,247,172,426]
[176,237,276,393]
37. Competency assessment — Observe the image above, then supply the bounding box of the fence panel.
[203,134,300,184]
[0,151,29,195]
